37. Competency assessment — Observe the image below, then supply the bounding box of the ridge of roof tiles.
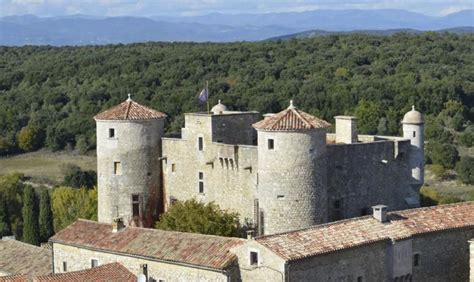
[256,201,474,261]
[49,219,245,270]
[94,94,166,121]
[36,262,136,282]
[253,100,331,131]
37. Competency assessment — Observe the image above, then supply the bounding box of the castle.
[94,96,424,235]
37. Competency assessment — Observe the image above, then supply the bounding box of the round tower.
[253,101,330,235]
[402,105,425,186]
[94,95,166,227]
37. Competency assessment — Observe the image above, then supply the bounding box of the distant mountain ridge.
[267,26,474,41]
[1,9,472,45]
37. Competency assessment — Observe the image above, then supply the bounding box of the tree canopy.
[156,199,242,237]
[0,33,472,155]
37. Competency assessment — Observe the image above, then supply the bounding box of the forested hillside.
[0,33,472,160]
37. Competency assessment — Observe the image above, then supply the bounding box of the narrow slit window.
[413,254,420,266]
[109,128,115,138]
[250,251,259,266]
[268,139,274,150]
[199,181,204,194]
[199,172,204,180]
[413,131,416,138]
[113,161,122,175]
[171,163,176,173]
[132,194,140,217]
[62,261,67,272]
[198,137,203,151]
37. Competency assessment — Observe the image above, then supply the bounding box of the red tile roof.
[0,274,29,282]
[50,220,244,270]
[36,263,136,282]
[94,98,166,121]
[257,202,474,261]
[253,103,330,131]
[0,239,52,277]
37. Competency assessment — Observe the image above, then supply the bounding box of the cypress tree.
[39,190,54,242]
[22,186,40,246]
[0,197,12,237]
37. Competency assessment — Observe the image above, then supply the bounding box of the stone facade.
[326,136,417,221]
[411,229,474,282]
[96,119,165,226]
[256,129,328,234]
[52,243,233,282]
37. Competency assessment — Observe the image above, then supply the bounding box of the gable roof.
[94,97,166,121]
[253,102,330,131]
[256,202,474,261]
[0,239,52,277]
[36,263,136,282]
[49,220,245,270]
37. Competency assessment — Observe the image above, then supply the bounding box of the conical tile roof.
[94,95,166,121]
[253,101,330,131]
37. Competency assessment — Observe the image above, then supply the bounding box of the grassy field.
[424,165,474,201]
[0,150,96,185]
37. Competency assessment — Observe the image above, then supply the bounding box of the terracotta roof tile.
[0,239,52,277]
[94,98,166,121]
[257,202,474,261]
[253,102,330,131]
[0,274,29,282]
[50,220,244,270]
[36,262,136,282]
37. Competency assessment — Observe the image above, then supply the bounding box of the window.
[413,131,416,138]
[91,259,99,268]
[267,139,274,150]
[249,251,259,266]
[109,128,115,138]
[198,137,203,151]
[198,172,204,194]
[413,254,420,266]
[171,163,176,173]
[132,194,140,217]
[357,276,363,282]
[62,261,67,272]
[113,161,122,175]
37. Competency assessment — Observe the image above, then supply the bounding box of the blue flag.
[198,88,208,104]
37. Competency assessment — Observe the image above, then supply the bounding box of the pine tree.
[0,197,12,237]
[22,186,40,246]
[39,190,54,242]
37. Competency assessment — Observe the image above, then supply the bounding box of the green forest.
[0,33,473,182]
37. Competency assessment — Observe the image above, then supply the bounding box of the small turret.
[402,105,424,186]
[253,101,330,235]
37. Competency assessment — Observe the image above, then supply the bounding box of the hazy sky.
[1,0,472,17]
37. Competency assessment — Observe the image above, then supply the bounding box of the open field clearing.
[0,150,96,185]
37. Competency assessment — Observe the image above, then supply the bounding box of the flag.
[198,88,208,104]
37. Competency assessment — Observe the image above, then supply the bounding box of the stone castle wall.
[96,119,164,225]
[326,139,416,221]
[162,113,259,223]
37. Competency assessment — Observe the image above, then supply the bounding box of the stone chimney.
[246,230,255,240]
[112,217,125,233]
[335,116,358,144]
[372,205,388,223]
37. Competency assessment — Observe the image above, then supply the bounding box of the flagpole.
[206,80,210,113]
